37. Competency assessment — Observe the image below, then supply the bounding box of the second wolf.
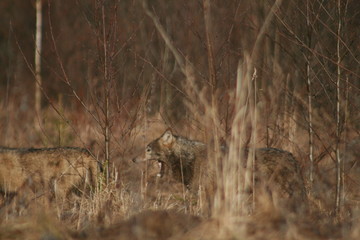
[0,147,98,206]
[134,129,307,211]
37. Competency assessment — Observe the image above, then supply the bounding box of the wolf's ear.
[160,129,174,146]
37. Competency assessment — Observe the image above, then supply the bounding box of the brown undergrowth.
[0,115,359,240]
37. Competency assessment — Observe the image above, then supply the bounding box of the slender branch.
[141,0,191,76]
[203,0,217,92]
[15,34,98,161]
[306,0,314,185]
[130,50,192,102]
[274,10,360,90]
[335,0,342,215]
[47,1,101,126]
[248,0,283,73]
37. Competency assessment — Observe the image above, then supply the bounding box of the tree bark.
[35,0,42,119]
[335,0,342,215]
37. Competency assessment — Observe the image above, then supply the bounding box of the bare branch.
[141,0,191,76]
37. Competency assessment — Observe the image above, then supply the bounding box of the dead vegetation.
[1,0,360,239]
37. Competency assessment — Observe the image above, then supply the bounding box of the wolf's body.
[248,148,307,210]
[0,147,97,206]
[134,129,307,212]
[133,129,207,189]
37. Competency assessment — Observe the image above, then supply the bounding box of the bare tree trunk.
[203,0,217,96]
[35,0,42,121]
[102,4,111,185]
[203,0,221,172]
[335,0,342,215]
[306,0,314,185]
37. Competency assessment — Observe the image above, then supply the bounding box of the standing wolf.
[133,129,207,188]
[134,129,307,212]
[0,147,98,206]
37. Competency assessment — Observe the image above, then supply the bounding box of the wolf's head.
[132,129,175,164]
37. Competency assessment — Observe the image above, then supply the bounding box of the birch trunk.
[35,0,42,117]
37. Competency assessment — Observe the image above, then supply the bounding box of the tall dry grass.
[1,68,360,240]
[1,0,360,239]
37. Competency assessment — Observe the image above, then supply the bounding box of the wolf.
[0,147,98,206]
[133,129,207,188]
[247,147,307,211]
[133,129,214,216]
[133,129,307,213]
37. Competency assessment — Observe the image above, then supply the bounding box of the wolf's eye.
[146,147,151,152]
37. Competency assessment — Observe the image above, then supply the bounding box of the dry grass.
[0,59,359,239]
[1,1,360,239]
[0,100,359,240]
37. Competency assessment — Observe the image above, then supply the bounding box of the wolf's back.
[0,147,97,203]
